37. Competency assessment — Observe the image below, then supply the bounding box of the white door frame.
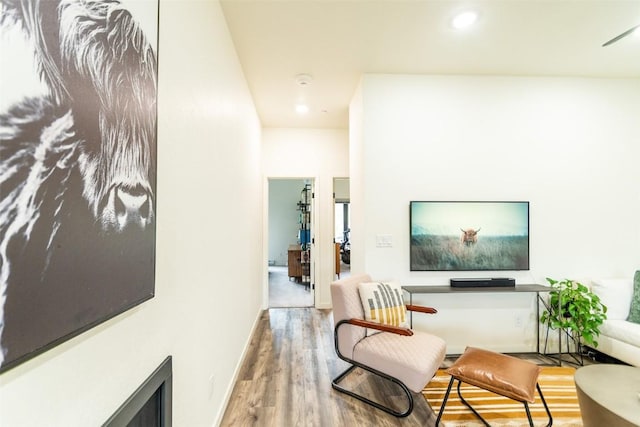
[263,176,317,309]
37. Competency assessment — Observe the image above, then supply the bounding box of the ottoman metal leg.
[434,376,455,427]
[536,383,553,427]
[435,377,553,427]
[456,379,491,426]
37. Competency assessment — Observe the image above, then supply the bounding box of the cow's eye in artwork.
[0,0,158,372]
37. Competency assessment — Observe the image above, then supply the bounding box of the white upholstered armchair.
[330,274,446,417]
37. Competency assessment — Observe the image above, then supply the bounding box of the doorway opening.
[268,178,314,308]
[334,178,350,279]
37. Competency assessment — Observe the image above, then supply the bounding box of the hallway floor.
[220,307,609,426]
[268,266,313,308]
[268,260,351,308]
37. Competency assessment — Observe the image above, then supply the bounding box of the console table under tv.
[402,284,565,365]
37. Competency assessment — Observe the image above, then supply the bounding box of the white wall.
[349,81,365,275]
[262,128,349,308]
[269,179,307,266]
[350,74,640,353]
[0,1,263,426]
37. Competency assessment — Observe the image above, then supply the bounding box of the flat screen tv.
[410,201,529,271]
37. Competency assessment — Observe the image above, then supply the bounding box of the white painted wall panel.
[351,75,640,353]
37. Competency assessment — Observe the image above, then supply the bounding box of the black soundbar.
[450,278,516,288]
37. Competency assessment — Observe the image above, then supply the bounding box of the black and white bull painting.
[0,0,157,370]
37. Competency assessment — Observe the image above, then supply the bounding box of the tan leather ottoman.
[435,346,551,427]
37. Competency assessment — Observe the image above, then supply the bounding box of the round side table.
[574,364,640,427]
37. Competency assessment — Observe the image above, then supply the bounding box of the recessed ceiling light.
[295,104,309,115]
[452,11,478,30]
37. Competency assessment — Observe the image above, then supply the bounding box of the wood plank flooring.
[220,308,439,426]
[219,307,603,426]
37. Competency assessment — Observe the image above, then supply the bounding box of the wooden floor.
[220,308,440,426]
[219,308,600,426]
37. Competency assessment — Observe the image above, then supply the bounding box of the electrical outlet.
[375,234,393,247]
[515,315,523,327]
[209,374,215,398]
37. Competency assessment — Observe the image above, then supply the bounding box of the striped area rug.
[423,367,583,427]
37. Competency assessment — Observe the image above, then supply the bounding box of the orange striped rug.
[423,367,583,427]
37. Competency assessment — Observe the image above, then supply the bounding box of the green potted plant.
[540,277,608,348]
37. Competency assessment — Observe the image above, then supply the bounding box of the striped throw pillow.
[358,281,408,336]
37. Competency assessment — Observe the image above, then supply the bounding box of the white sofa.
[589,278,640,367]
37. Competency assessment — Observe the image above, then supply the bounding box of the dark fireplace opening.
[103,356,172,427]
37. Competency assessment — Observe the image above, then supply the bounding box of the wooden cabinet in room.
[288,248,302,281]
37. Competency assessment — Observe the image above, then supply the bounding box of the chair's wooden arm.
[406,304,437,314]
[346,318,413,336]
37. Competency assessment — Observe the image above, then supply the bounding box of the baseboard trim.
[213,307,263,427]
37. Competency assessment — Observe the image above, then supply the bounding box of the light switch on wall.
[376,234,393,247]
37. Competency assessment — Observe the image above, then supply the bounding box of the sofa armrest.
[591,278,633,320]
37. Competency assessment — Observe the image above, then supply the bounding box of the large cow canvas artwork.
[0,0,158,371]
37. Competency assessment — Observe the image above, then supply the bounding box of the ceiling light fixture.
[295,73,313,87]
[452,11,478,30]
[295,103,309,115]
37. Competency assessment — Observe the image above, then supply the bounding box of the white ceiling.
[220,0,640,129]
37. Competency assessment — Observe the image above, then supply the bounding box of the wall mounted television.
[410,201,530,271]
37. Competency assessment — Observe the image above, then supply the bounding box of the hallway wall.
[0,2,263,425]
[262,128,349,308]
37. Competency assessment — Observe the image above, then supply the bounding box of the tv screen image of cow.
[410,201,529,271]
[0,0,158,372]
